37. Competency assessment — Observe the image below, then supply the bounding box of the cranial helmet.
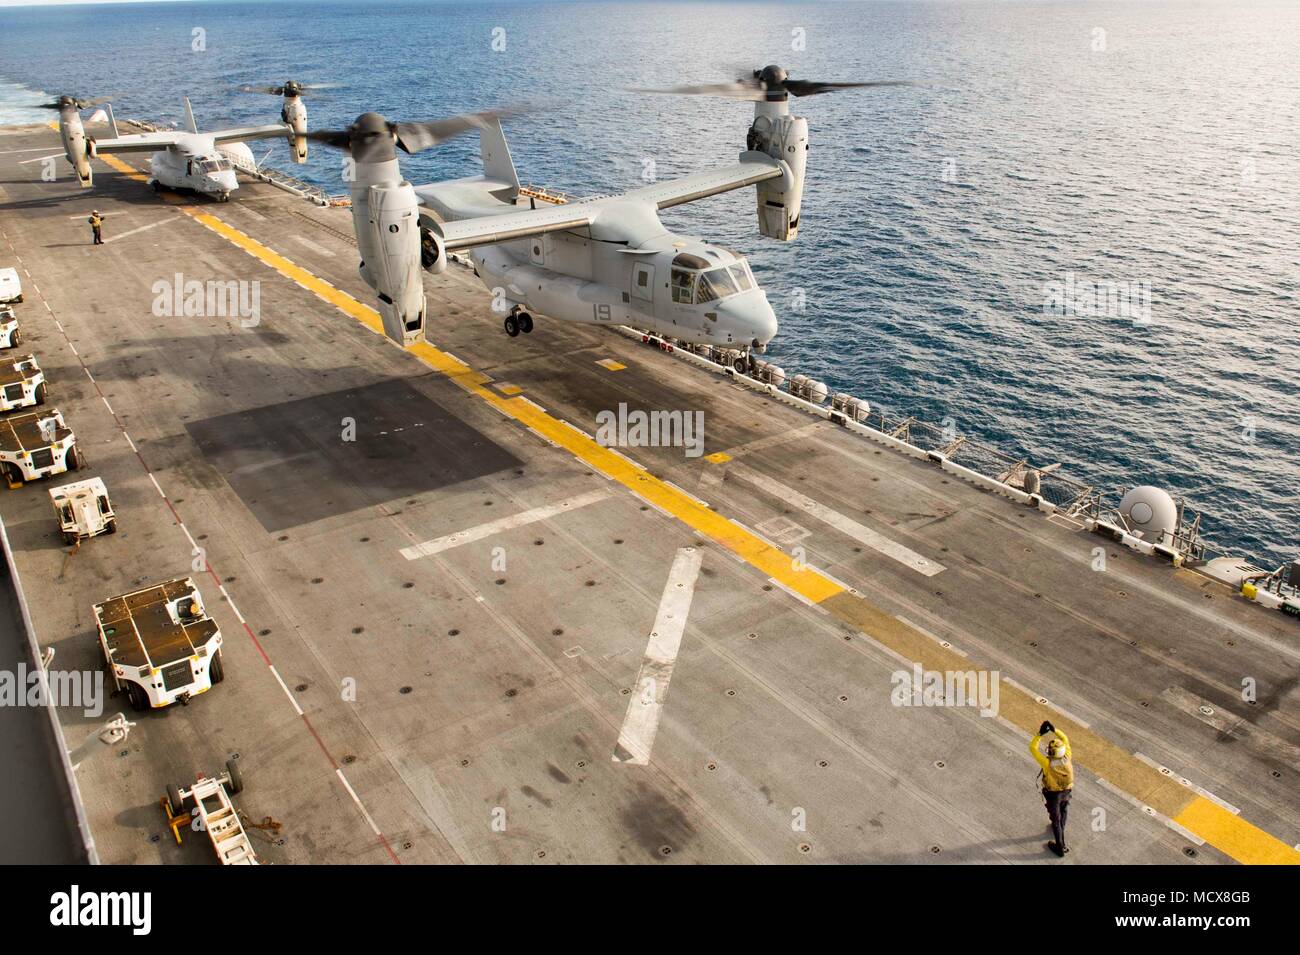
[1046,740,1066,759]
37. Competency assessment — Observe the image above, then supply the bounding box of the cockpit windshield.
[199,158,233,174]
[670,259,755,305]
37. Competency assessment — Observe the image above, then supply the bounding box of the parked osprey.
[315,66,910,358]
[43,89,309,200]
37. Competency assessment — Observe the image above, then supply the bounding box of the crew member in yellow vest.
[88,210,104,245]
[1030,719,1074,857]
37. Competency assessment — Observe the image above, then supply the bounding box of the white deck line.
[612,547,702,765]
[400,489,611,560]
[728,462,945,577]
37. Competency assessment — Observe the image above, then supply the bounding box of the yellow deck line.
[90,150,1295,865]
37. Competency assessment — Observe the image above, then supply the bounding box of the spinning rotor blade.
[783,79,915,97]
[630,78,764,100]
[38,94,113,110]
[307,107,524,156]
[302,127,353,150]
[632,66,915,101]
[237,81,341,97]
[392,108,521,153]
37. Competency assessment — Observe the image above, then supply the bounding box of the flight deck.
[0,120,1296,865]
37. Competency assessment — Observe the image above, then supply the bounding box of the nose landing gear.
[504,308,534,338]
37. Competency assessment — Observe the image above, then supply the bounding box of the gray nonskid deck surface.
[0,122,1294,864]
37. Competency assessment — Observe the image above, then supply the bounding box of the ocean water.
[0,0,1296,568]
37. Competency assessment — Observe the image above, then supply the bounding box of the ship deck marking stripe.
[613,547,702,765]
[399,489,612,560]
[167,196,1297,867]
[103,218,176,243]
[729,462,945,576]
[1173,798,1298,865]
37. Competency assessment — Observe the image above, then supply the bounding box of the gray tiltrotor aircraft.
[314,66,908,356]
[43,88,310,200]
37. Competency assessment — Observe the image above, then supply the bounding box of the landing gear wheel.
[503,314,520,337]
[166,783,186,816]
[518,312,534,334]
[151,180,161,193]
[225,759,244,795]
[733,356,748,372]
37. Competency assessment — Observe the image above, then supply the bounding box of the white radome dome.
[1118,485,1178,544]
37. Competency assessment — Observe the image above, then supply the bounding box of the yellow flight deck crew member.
[1030,720,1074,857]
[88,210,104,245]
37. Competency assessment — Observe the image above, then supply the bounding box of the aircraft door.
[632,262,655,304]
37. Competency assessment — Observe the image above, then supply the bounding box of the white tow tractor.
[0,267,21,305]
[50,477,116,543]
[0,354,47,412]
[94,577,225,711]
[0,306,20,349]
[0,408,83,486]
[163,760,259,865]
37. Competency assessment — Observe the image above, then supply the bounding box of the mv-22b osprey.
[310,66,910,361]
[42,84,320,200]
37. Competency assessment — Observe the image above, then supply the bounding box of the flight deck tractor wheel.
[126,681,148,713]
[209,649,225,684]
[503,314,520,337]
[10,330,19,347]
[34,382,46,405]
[3,463,22,486]
[67,446,83,471]
[225,759,244,794]
[166,783,186,817]
[105,519,117,535]
[519,312,534,334]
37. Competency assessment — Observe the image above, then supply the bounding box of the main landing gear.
[504,308,534,337]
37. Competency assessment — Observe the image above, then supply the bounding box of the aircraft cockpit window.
[695,266,741,303]
[671,268,696,304]
[200,159,233,173]
[727,261,755,293]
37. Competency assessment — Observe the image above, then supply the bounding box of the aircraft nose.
[721,292,778,346]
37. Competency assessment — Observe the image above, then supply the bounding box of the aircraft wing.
[619,156,785,210]
[211,124,292,145]
[428,204,598,252]
[90,131,182,155]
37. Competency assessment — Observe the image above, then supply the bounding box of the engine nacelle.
[59,107,93,187]
[281,93,307,164]
[747,105,807,240]
[352,170,425,346]
[420,226,447,274]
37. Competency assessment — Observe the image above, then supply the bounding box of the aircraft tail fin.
[480,118,519,197]
[183,97,199,134]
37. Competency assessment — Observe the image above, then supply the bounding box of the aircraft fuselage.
[146,135,249,200]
